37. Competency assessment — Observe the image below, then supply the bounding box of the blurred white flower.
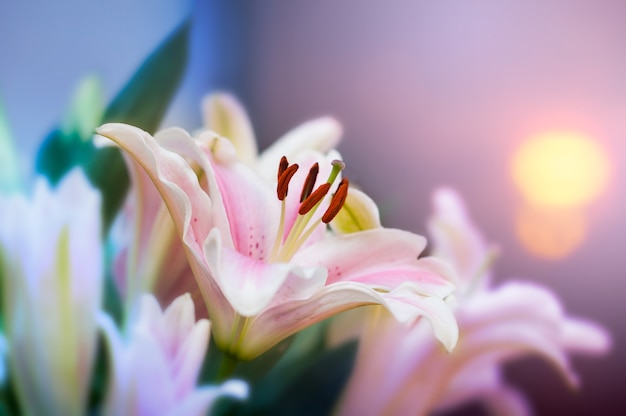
[0,169,103,416]
[100,293,247,416]
[336,187,610,415]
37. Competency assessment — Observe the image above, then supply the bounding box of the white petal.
[202,93,258,164]
[168,380,248,416]
[428,187,494,289]
[241,281,457,359]
[204,228,326,317]
[257,117,343,179]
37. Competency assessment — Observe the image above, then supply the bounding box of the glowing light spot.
[515,204,586,260]
[512,132,610,208]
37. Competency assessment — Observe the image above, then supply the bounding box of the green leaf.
[35,76,104,185]
[223,341,358,416]
[89,19,191,232]
[199,334,294,386]
[35,129,90,184]
[211,321,358,416]
[36,20,190,232]
[264,341,358,416]
[60,75,104,140]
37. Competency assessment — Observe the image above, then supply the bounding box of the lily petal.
[96,123,236,340]
[208,151,279,257]
[330,187,382,234]
[428,187,495,288]
[96,124,214,254]
[256,117,342,179]
[0,170,102,416]
[560,317,611,354]
[294,228,454,294]
[204,228,327,317]
[169,380,248,416]
[242,281,458,359]
[202,92,258,165]
[457,282,609,388]
[100,294,233,416]
[434,366,531,416]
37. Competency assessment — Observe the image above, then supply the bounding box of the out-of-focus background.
[1,1,624,414]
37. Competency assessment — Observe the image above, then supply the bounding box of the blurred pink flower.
[96,117,458,359]
[0,169,102,416]
[100,293,247,416]
[337,188,610,416]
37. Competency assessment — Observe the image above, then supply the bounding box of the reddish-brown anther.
[299,183,331,215]
[277,156,289,182]
[276,164,299,201]
[300,163,320,203]
[322,178,349,223]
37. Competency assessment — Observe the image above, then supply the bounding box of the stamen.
[299,183,331,215]
[272,158,350,262]
[276,164,299,200]
[322,178,349,223]
[278,156,289,181]
[300,163,319,202]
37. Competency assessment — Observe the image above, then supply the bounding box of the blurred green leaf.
[211,321,358,416]
[93,19,189,231]
[60,75,104,140]
[35,129,92,185]
[222,340,358,416]
[0,99,22,193]
[0,375,21,415]
[86,334,110,415]
[200,334,294,386]
[35,75,104,185]
[100,274,123,331]
[262,341,357,416]
[36,20,190,232]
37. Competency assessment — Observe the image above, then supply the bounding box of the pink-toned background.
[1,1,624,414]
[240,2,625,414]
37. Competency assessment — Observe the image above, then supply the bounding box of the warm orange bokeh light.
[512,132,610,208]
[511,131,611,259]
[515,204,587,260]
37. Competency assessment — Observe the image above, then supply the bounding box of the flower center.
[269,156,349,262]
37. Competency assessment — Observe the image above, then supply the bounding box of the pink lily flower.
[110,93,343,317]
[95,122,458,360]
[337,188,610,415]
[100,293,247,416]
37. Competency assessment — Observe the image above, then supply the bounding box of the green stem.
[215,352,239,382]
